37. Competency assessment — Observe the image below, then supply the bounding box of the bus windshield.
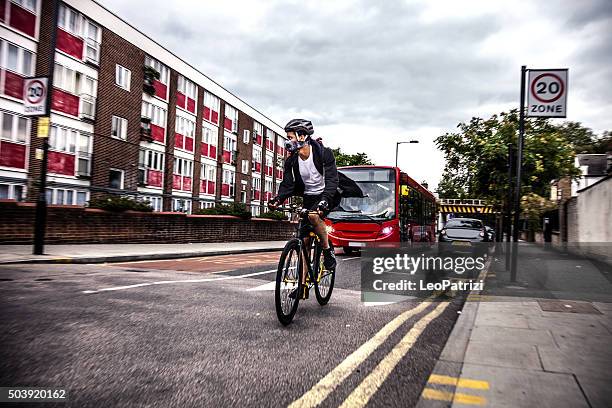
[329,168,396,221]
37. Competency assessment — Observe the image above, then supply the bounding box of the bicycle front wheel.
[314,242,335,305]
[275,239,302,325]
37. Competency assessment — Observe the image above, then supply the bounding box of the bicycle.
[275,206,336,325]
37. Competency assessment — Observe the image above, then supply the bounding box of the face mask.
[285,139,306,153]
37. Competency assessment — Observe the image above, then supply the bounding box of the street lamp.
[395,140,419,168]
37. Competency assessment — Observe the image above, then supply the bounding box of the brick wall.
[91,27,145,199]
[0,201,295,244]
[236,111,254,205]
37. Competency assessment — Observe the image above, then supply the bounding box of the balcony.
[76,152,92,178]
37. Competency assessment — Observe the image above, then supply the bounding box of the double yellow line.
[422,374,489,405]
[289,300,450,408]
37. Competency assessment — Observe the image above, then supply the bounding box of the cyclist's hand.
[317,200,329,215]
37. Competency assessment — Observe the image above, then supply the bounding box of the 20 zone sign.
[527,69,568,118]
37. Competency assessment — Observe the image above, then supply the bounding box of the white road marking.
[343,257,361,261]
[246,281,277,291]
[82,269,277,294]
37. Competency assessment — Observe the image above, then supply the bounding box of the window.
[241,159,249,174]
[13,0,38,13]
[111,116,128,140]
[58,4,79,35]
[115,65,131,90]
[109,169,124,189]
[0,112,29,143]
[200,201,214,209]
[2,42,34,76]
[45,187,88,206]
[173,158,193,178]
[254,122,264,138]
[77,132,91,176]
[177,75,197,100]
[144,56,169,84]
[203,91,220,123]
[173,198,192,214]
[251,205,260,217]
[141,102,166,127]
[53,64,77,94]
[141,196,162,212]
[176,116,195,138]
[243,129,250,144]
[0,183,25,201]
[139,149,165,171]
[49,125,77,153]
[222,169,235,196]
[224,104,238,132]
[84,21,100,63]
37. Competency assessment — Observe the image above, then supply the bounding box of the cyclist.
[269,119,339,297]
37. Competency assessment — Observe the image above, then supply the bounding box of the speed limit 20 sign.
[23,77,48,116]
[527,69,568,118]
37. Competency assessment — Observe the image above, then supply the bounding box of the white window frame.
[115,65,131,91]
[145,56,169,84]
[141,195,162,212]
[0,183,26,201]
[109,168,125,190]
[241,159,249,174]
[0,111,29,143]
[2,41,34,76]
[45,187,89,206]
[225,104,238,133]
[254,122,264,139]
[111,115,128,140]
[141,101,167,127]
[58,3,80,36]
[243,129,250,144]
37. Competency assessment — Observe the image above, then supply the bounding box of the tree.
[331,147,373,167]
[435,110,581,206]
[557,122,612,154]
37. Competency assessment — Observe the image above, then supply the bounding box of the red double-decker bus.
[325,166,436,254]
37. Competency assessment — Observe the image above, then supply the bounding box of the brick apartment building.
[0,0,288,216]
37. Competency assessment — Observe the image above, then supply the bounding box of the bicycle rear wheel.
[314,242,335,305]
[275,239,302,325]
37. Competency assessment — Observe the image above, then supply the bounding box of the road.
[0,251,465,407]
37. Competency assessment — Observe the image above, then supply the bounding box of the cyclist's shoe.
[323,247,337,271]
[289,285,309,300]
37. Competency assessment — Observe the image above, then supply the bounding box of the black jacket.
[275,139,339,205]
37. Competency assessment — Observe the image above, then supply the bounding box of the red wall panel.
[52,88,79,116]
[147,170,162,187]
[182,176,192,192]
[224,118,232,131]
[3,70,24,99]
[176,92,186,109]
[153,80,167,100]
[174,132,184,149]
[0,141,26,169]
[150,124,165,143]
[173,174,182,190]
[222,150,231,163]
[203,106,211,121]
[186,98,196,114]
[208,181,215,195]
[221,184,229,196]
[209,145,216,159]
[47,151,75,176]
[184,136,194,152]
[211,110,219,124]
[56,28,84,60]
[9,3,36,37]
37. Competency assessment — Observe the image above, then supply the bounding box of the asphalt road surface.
[0,251,464,407]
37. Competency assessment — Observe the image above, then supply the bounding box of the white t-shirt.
[298,151,324,195]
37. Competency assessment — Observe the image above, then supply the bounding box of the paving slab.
[470,326,555,347]
[575,375,612,408]
[474,311,530,328]
[464,342,542,370]
[453,363,589,408]
[538,345,612,380]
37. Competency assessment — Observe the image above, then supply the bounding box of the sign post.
[32,0,60,256]
[510,67,568,280]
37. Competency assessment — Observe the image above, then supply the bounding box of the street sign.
[37,117,50,138]
[23,77,48,116]
[526,69,568,118]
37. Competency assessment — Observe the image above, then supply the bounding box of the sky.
[99,0,612,192]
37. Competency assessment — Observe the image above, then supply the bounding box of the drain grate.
[538,300,602,314]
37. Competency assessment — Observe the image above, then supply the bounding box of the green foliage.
[88,196,153,212]
[435,110,584,206]
[521,193,557,232]
[331,148,373,167]
[558,122,612,154]
[258,210,289,221]
[194,202,251,219]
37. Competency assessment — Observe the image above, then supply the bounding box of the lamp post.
[395,140,419,168]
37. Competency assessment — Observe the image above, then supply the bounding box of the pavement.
[417,243,612,408]
[0,241,287,264]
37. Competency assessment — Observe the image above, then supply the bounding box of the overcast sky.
[100,0,612,192]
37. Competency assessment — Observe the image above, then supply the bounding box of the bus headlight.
[381,226,393,235]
